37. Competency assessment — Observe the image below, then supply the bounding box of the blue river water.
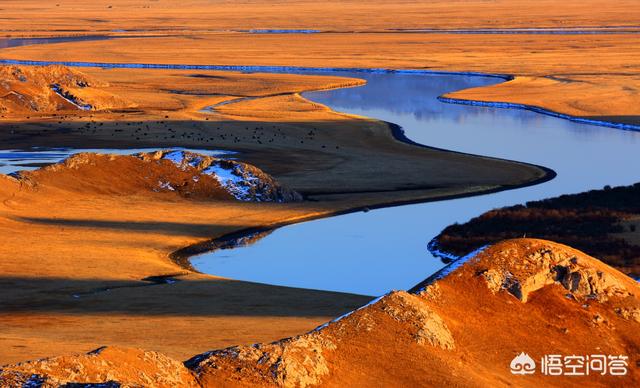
[1,47,639,295]
[191,71,640,296]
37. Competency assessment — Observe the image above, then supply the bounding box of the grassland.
[1,0,638,367]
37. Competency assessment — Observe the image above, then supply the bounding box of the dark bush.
[433,182,640,275]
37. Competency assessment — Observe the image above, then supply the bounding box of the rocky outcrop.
[481,249,629,302]
[478,246,630,302]
[187,331,336,388]
[0,65,131,112]
[142,150,302,202]
[379,292,455,349]
[187,239,639,387]
[11,150,302,203]
[0,346,199,387]
[187,289,454,387]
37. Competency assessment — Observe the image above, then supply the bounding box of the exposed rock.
[11,150,302,203]
[415,282,442,302]
[480,268,507,294]
[379,291,455,349]
[187,330,336,388]
[188,290,455,387]
[142,150,302,202]
[0,65,131,112]
[0,346,199,387]
[615,307,640,322]
[478,247,630,302]
[3,239,639,386]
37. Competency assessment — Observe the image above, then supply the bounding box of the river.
[191,71,640,296]
[1,51,639,296]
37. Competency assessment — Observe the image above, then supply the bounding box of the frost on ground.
[8,150,301,203]
[50,83,92,111]
[202,162,266,201]
[151,150,302,202]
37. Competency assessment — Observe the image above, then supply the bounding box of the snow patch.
[154,150,294,202]
[203,162,259,201]
[161,150,204,170]
[162,150,187,166]
[50,83,92,111]
[158,181,175,191]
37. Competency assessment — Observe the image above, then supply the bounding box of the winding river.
[192,71,640,296]
[2,50,640,296]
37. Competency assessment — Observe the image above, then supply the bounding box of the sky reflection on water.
[192,72,640,296]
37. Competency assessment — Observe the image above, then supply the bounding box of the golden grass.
[1,0,638,365]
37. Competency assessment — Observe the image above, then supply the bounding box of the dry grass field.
[2,1,639,125]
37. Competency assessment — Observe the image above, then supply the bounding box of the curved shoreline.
[0,57,582,285]
[171,170,552,274]
[438,96,640,131]
[2,58,638,132]
[171,119,556,273]
[0,58,511,80]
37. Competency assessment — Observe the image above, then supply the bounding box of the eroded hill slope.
[0,65,131,113]
[2,239,638,387]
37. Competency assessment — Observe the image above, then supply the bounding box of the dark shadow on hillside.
[0,276,373,317]
[0,118,552,196]
[15,216,243,238]
[431,181,640,278]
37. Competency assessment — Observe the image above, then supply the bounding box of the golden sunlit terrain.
[0,1,638,386]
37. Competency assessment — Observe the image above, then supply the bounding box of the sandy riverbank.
[1,1,639,35]
[2,2,639,128]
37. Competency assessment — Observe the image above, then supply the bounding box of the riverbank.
[2,31,639,129]
[3,239,639,386]
[430,182,640,278]
[0,66,547,200]
[0,64,549,364]
[0,153,368,365]
[1,1,639,35]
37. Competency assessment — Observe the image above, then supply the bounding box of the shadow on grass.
[15,216,243,238]
[0,275,373,317]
